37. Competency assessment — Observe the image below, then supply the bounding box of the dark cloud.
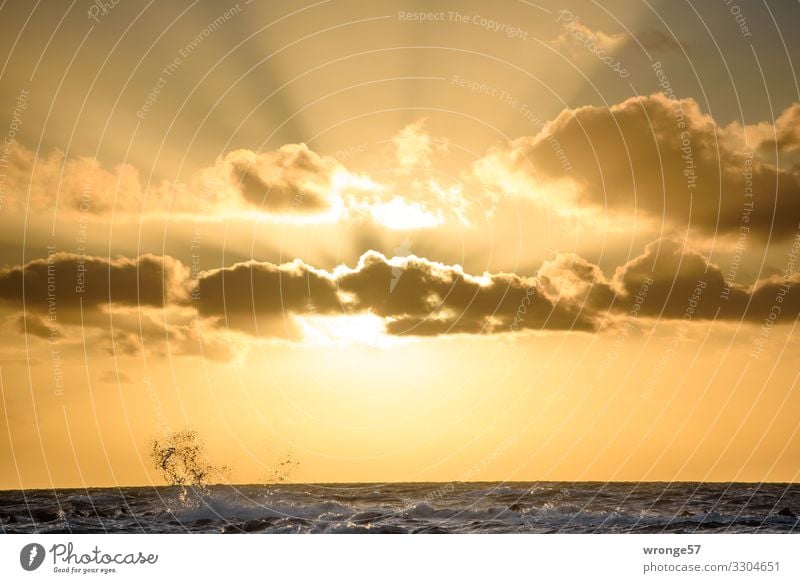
[3,241,799,352]
[614,239,748,319]
[339,252,594,335]
[491,93,800,240]
[195,242,800,339]
[223,144,337,212]
[0,253,220,359]
[16,313,56,339]
[194,258,339,337]
[0,252,188,318]
[98,370,134,384]
[195,251,596,337]
[612,239,800,323]
[635,30,685,52]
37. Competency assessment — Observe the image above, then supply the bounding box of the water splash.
[262,452,299,484]
[150,429,229,504]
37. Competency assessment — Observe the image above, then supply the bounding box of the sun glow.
[368,196,444,230]
[296,313,401,348]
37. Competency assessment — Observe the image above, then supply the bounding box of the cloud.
[612,238,800,323]
[634,30,685,53]
[720,103,800,159]
[216,144,340,212]
[1,141,239,218]
[338,252,593,335]
[193,257,339,338]
[9,97,798,245]
[2,237,800,356]
[15,313,56,339]
[0,253,208,358]
[552,15,627,54]
[95,306,240,361]
[3,142,143,214]
[98,370,134,384]
[772,104,800,153]
[6,139,449,230]
[0,252,247,361]
[552,12,682,55]
[537,253,616,311]
[390,119,446,170]
[2,141,347,219]
[475,93,800,240]
[526,238,800,327]
[752,103,800,155]
[195,251,595,337]
[613,239,748,319]
[0,252,189,317]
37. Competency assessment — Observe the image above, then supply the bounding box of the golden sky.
[1,0,800,488]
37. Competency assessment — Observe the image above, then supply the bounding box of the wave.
[2,482,798,534]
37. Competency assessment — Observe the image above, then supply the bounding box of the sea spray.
[150,429,229,506]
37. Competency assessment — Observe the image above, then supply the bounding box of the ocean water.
[1,482,798,534]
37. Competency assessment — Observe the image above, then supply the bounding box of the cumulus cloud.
[2,239,800,355]
[15,313,56,339]
[193,257,339,338]
[612,238,800,323]
[739,103,800,155]
[1,141,239,217]
[719,103,800,160]
[215,144,340,212]
[0,252,191,357]
[537,253,616,311]
[3,142,143,214]
[771,103,800,153]
[476,93,800,240]
[0,252,188,316]
[5,139,450,230]
[0,252,244,360]
[390,119,447,170]
[10,97,798,244]
[523,238,800,327]
[3,141,350,218]
[613,239,748,319]
[337,252,592,335]
[195,251,595,337]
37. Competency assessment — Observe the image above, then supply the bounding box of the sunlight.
[368,196,444,230]
[296,313,401,348]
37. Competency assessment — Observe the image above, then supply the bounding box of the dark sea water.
[1,482,799,534]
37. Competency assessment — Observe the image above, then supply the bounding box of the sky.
[1,0,800,489]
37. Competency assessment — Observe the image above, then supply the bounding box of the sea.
[1,482,798,534]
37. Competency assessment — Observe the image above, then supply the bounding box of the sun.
[368,197,443,230]
[296,313,400,348]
